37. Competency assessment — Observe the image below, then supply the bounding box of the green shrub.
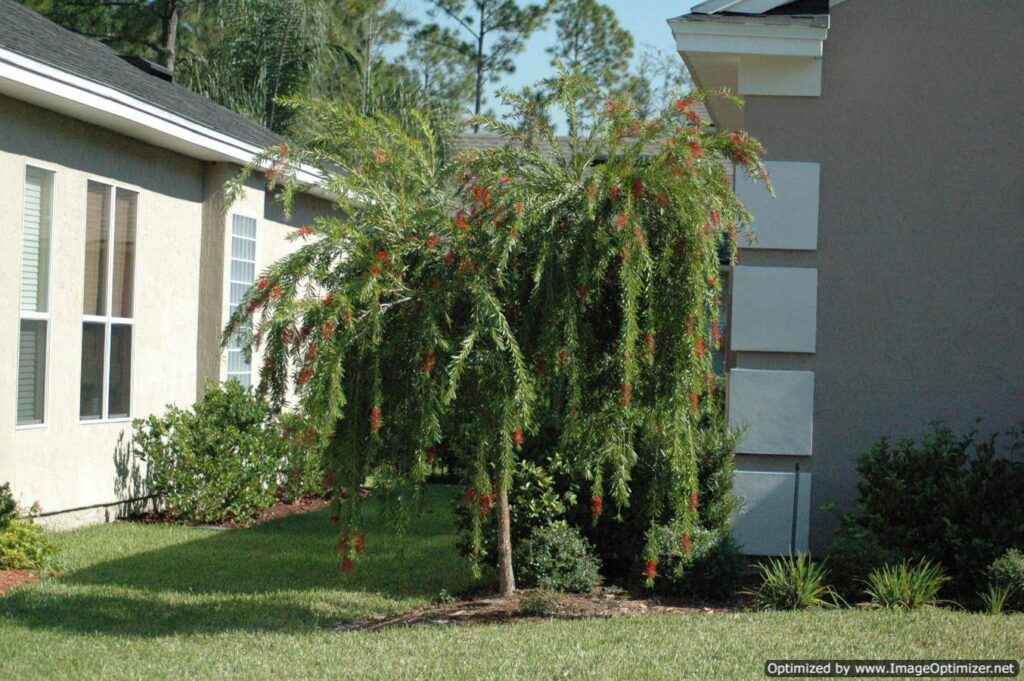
[645,525,745,600]
[0,483,17,530]
[827,521,903,601]
[864,559,950,610]
[988,549,1024,610]
[277,412,327,502]
[746,554,839,611]
[517,589,563,617]
[979,583,1014,615]
[845,423,1024,595]
[516,521,602,593]
[0,487,57,571]
[133,380,284,523]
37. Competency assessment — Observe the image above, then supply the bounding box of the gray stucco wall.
[738,0,1024,550]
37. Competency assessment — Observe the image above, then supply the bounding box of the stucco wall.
[738,0,1024,549]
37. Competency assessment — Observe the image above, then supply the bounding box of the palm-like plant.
[864,559,950,610]
[746,554,840,610]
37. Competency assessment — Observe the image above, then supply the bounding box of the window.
[17,167,54,426]
[80,181,136,420]
[227,214,257,386]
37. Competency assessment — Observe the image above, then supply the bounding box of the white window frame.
[16,165,56,430]
[80,180,139,424]
[226,211,259,386]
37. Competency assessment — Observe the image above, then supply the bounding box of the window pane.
[84,182,110,316]
[80,322,105,419]
[17,319,47,425]
[21,168,53,313]
[112,189,137,318]
[108,324,132,418]
[227,214,257,385]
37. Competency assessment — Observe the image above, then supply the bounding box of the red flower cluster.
[370,265,383,277]
[711,320,722,347]
[675,97,696,112]
[271,285,283,300]
[591,495,603,519]
[710,208,721,227]
[322,320,336,339]
[708,277,717,287]
[342,557,353,574]
[685,109,702,126]
[299,368,313,385]
[374,149,387,164]
[423,351,437,375]
[471,185,492,209]
[426,234,440,250]
[620,383,633,407]
[645,560,658,581]
[682,533,693,556]
[257,278,271,290]
[673,237,686,258]
[690,491,700,513]
[631,177,644,201]
[306,343,319,361]
[376,250,390,263]
[425,449,436,465]
[369,407,382,433]
[323,293,334,306]
[577,285,589,305]
[480,494,495,518]
[646,333,656,357]
[689,392,700,415]
[558,350,570,365]
[454,211,470,230]
[444,250,457,266]
[513,429,525,447]
[298,225,315,239]
[697,337,706,360]
[656,194,670,209]
[465,487,477,503]
[323,468,337,489]
[689,141,703,160]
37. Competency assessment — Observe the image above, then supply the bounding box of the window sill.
[15,423,47,431]
[78,417,132,426]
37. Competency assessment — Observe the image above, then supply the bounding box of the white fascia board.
[0,48,331,200]
[692,0,792,14]
[671,18,828,58]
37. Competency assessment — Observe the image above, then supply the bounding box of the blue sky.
[391,0,702,120]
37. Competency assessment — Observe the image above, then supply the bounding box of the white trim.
[693,0,846,14]
[671,17,828,58]
[0,47,332,200]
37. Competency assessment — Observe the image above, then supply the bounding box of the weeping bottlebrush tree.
[224,72,768,596]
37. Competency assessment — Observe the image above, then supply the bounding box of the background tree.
[546,0,633,113]
[224,73,767,596]
[617,45,695,120]
[418,0,550,131]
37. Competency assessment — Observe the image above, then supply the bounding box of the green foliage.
[979,583,1014,615]
[865,559,950,610]
[844,422,1024,595]
[645,525,744,600]
[0,482,17,530]
[132,380,286,523]
[827,520,903,601]
[746,554,840,611]
[987,549,1024,610]
[277,412,328,503]
[516,521,602,593]
[517,589,563,616]
[547,0,633,112]
[225,72,767,580]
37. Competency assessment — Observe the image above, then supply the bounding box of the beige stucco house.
[0,0,333,527]
[671,0,1024,553]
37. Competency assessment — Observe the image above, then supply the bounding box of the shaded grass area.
[0,484,1021,680]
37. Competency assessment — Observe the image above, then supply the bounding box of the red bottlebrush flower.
[603,99,618,115]
[444,250,457,266]
[257,278,271,290]
[708,277,718,287]
[376,250,390,263]
[471,185,492,208]
[633,226,646,249]
[514,201,525,217]
[323,293,334,306]
[374,149,387,163]
[537,356,549,374]
[465,487,477,504]
[324,468,337,489]
[425,449,436,465]
[622,242,632,263]
[454,211,470,230]
[271,285,283,300]
[298,225,314,239]
[280,145,290,156]
[685,109,702,126]
[577,285,589,305]
[710,208,721,227]
[682,534,693,556]
[513,429,525,447]
[675,99,690,112]
[697,337,706,359]
[621,383,633,407]
[426,234,441,250]
[370,265,382,277]
[355,533,366,556]
[500,175,511,186]
[587,183,599,200]
[711,320,722,347]
[591,495,603,519]
[689,141,704,159]
[632,177,644,201]
[690,392,700,415]
[299,368,313,385]
[645,560,658,581]
[558,350,570,365]
[656,194,669,209]
[344,309,354,324]
[282,327,295,345]
[423,352,437,375]
[673,237,685,258]
[337,535,347,553]
[687,316,696,336]
[509,227,520,240]
[306,344,319,361]
[431,278,441,291]
[341,557,353,574]
[706,372,715,396]
[370,407,382,433]
[690,491,699,513]
[646,333,656,357]
[322,320,336,340]
[329,515,339,527]
[609,186,621,202]
[480,494,495,518]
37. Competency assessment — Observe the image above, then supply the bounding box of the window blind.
[227,214,258,386]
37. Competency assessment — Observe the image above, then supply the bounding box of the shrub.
[988,549,1024,610]
[827,521,903,601]
[645,525,745,600]
[277,412,327,502]
[516,522,602,593]
[864,559,949,610]
[979,584,1014,615]
[846,423,1024,595]
[746,554,839,611]
[0,487,57,571]
[517,589,563,617]
[133,380,284,523]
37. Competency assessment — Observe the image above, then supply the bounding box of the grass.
[0,485,1021,680]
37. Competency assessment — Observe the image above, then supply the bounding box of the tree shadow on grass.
[0,486,477,637]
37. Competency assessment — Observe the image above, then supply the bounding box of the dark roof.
[0,0,283,149]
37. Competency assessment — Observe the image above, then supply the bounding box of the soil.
[125,495,332,529]
[0,569,39,597]
[335,588,750,632]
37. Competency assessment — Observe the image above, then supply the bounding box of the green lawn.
[0,485,1020,680]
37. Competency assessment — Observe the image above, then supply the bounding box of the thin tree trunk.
[495,474,515,597]
[473,5,485,132]
[159,0,180,74]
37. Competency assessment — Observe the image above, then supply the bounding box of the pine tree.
[224,73,769,597]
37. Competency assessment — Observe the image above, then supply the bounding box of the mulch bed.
[125,495,331,529]
[0,570,39,597]
[335,588,748,632]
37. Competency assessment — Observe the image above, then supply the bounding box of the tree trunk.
[495,475,516,597]
[158,0,180,74]
[473,5,485,133]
